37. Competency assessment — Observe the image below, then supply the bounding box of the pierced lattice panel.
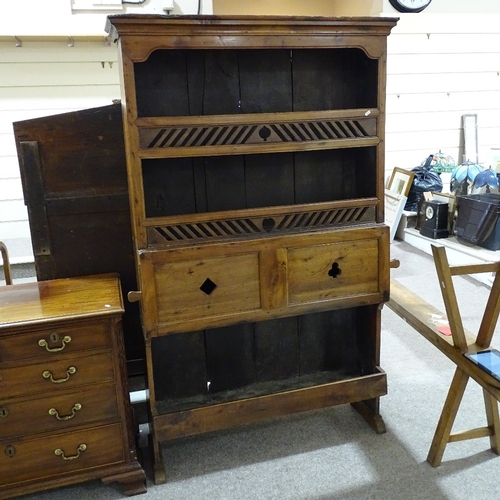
[147,205,376,245]
[140,117,377,150]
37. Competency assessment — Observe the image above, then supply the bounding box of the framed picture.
[388,167,415,197]
[385,188,407,242]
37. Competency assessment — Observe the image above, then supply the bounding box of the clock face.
[389,0,432,13]
[425,205,435,219]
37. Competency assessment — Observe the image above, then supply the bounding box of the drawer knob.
[38,335,72,353]
[48,403,82,421]
[54,443,86,461]
[328,262,342,279]
[42,366,76,384]
[0,407,9,418]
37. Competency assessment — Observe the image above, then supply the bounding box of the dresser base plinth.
[101,464,147,495]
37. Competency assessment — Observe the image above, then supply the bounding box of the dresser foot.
[102,467,147,496]
[351,399,386,434]
[153,462,167,485]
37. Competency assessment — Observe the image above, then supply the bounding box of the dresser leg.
[351,398,386,434]
[151,436,167,484]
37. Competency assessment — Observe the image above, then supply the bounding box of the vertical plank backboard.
[205,323,256,392]
[142,158,197,217]
[238,49,293,114]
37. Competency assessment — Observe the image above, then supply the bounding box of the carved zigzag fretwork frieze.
[140,117,377,149]
[146,204,376,246]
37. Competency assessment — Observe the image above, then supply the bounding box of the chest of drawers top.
[0,274,124,330]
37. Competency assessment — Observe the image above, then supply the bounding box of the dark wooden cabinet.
[0,274,146,498]
[13,105,145,372]
[107,14,397,483]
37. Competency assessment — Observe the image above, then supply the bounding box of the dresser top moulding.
[105,15,399,62]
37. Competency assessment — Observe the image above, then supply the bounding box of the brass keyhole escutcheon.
[5,445,16,458]
[328,262,342,279]
[50,332,60,343]
[0,407,9,418]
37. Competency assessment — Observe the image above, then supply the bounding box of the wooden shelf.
[154,368,387,441]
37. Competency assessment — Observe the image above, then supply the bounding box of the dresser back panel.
[134,48,378,117]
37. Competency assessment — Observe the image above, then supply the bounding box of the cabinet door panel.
[287,238,380,305]
[153,253,261,326]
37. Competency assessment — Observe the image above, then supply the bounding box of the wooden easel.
[388,244,500,466]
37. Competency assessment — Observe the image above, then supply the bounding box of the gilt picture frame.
[388,167,415,197]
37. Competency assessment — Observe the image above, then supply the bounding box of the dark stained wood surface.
[13,104,144,368]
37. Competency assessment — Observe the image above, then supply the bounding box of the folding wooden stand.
[388,244,500,466]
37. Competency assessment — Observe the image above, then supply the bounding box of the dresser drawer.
[0,384,119,440]
[287,237,381,305]
[0,321,111,363]
[0,352,115,400]
[146,251,261,330]
[0,423,125,487]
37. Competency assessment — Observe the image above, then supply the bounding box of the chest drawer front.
[287,237,380,305]
[0,352,115,400]
[0,423,124,486]
[152,252,261,327]
[0,384,119,440]
[0,321,111,363]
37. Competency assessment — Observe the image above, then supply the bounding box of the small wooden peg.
[128,291,142,303]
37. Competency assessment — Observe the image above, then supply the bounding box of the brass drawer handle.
[54,443,86,461]
[38,335,72,353]
[48,403,82,421]
[42,366,76,384]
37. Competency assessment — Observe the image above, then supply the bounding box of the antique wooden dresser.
[106,14,397,483]
[0,274,146,498]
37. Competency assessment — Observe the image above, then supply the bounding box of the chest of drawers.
[0,274,145,499]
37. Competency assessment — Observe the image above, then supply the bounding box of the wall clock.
[389,0,432,13]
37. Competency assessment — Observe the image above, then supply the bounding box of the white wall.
[0,40,120,248]
[0,0,212,36]
[1,1,500,263]
[384,12,500,178]
[0,0,212,263]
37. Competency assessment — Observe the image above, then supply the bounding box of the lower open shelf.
[153,367,386,441]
